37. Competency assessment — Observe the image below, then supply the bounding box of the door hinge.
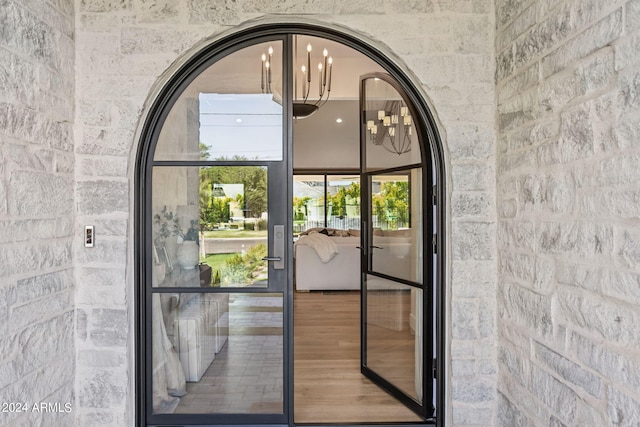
[432,185,437,205]
[432,234,437,254]
[432,358,437,378]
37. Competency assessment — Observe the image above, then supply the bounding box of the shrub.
[219,244,267,285]
[221,254,248,285]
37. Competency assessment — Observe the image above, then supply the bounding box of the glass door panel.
[146,37,289,426]
[362,168,426,414]
[154,41,284,162]
[370,169,422,284]
[365,281,422,402]
[151,166,270,288]
[152,292,284,414]
[360,73,428,419]
[361,76,421,172]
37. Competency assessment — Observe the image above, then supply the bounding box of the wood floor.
[294,291,422,424]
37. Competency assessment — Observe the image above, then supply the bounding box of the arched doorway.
[135,22,446,427]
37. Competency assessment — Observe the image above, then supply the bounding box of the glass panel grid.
[365,279,423,403]
[154,41,284,162]
[152,166,268,289]
[363,77,422,171]
[152,292,284,415]
[369,169,422,284]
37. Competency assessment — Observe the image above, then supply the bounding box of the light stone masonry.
[71,1,498,425]
[0,0,511,425]
[496,0,640,425]
[0,1,75,426]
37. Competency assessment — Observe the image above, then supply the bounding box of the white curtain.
[152,293,186,413]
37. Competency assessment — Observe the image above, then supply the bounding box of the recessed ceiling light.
[236,118,243,123]
[336,118,343,123]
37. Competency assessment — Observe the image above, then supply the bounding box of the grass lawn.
[203,230,267,238]
[201,253,237,272]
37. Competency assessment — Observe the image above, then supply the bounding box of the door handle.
[370,245,384,249]
[271,225,285,270]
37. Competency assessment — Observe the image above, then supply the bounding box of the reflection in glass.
[370,169,422,284]
[363,77,421,171]
[293,175,324,232]
[152,166,268,288]
[199,93,282,160]
[366,279,422,402]
[153,292,284,414]
[154,41,283,161]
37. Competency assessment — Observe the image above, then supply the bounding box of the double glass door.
[142,34,434,426]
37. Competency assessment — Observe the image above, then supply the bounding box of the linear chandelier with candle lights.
[260,43,333,118]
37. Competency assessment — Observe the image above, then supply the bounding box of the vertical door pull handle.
[272,225,285,270]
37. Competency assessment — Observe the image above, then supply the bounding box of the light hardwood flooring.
[173,291,422,423]
[294,290,422,424]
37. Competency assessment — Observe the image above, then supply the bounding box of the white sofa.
[295,235,361,291]
[294,229,416,291]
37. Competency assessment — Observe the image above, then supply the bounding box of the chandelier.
[366,101,412,155]
[294,43,333,118]
[260,43,334,118]
[260,46,274,95]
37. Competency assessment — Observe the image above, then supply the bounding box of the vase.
[176,241,199,269]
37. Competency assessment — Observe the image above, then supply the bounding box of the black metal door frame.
[135,23,447,427]
[358,72,435,421]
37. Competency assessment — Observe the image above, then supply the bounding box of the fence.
[293,215,408,233]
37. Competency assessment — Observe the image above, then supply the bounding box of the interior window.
[293,173,360,233]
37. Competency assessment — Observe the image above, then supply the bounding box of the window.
[293,173,360,232]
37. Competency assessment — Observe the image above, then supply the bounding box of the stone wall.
[496,0,640,425]
[0,1,76,426]
[73,1,497,425]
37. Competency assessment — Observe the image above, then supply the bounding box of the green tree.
[371,180,408,229]
[198,163,268,221]
[199,142,211,160]
[328,182,360,219]
[293,196,311,220]
[243,167,267,218]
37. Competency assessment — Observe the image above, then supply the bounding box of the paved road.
[203,237,268,254]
